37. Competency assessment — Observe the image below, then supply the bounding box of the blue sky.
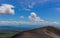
[0,0,60,25]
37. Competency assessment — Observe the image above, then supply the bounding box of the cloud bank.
[0,21,59,26]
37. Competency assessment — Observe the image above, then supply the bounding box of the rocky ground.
[11,26,60,38]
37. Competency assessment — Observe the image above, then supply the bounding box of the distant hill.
[0,25,43,33]
[11,26,60,38]
[0,25,37,33]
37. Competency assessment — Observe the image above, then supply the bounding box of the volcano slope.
[11,26,60,38]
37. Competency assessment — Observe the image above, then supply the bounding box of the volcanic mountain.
[11,26,60,38]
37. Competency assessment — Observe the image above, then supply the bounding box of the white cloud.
[0,4,15,15]
[28,0,49,8]
[23,8,31,11]
[28,2,36,8]
[20,16,24,19]
[38,0,50,3]
[29,12,44,22]
[56,8,60,11]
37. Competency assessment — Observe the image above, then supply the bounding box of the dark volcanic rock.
[11,26,60,38]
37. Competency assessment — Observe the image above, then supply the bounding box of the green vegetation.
[0,32,17,38]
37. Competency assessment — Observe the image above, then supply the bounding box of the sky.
[0,0,60,25]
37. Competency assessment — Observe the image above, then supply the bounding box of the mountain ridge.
[11,26,60,38]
